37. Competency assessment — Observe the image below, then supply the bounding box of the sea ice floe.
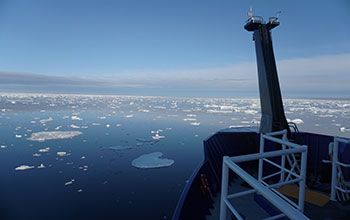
[340,127,350,132]
[40,117,53,124]
[57,152,68,156]
[124,114,134,118]
[220,106,234,110]
[287,119,304,124]
[139,109,150,112]
[109,145,132,151]
[183,118,196,121]
[71,116,83,120]
[39,147,50,152]
[64,179,75,185]
[131,152,174,169]
[207,110,232,114]
[244,110,258,115]
[27,131,83,141]
[15,165,35,171]
[69,124,80,129]
[152,134,165,140]
[190,122,200,126]
[37,163,45,169]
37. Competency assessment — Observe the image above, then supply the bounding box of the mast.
[244,9,291,136]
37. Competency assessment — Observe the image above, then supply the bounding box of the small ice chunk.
[183,118,196,121]
[152,134,165,140]
[15,134,22,138]
[28,131,83,141]
[340,127,350,132]
[40,117,53,124]
[55,126,62,130]
[92,123,101,126]
[287,118,304,124]
[190,122,200,126]
[81,156,86,159]
[109,145,132,150]
[124,114,134,118]
[33,153,41,157]
[57,152,68,156]
[132,152,174,169]
[64,179,75,185]
[72,116,83,120]
[106,124,110,128]
[77,189,83,193]
[39,147,50,152]
[1,145,7,149]
[69,124,80,129]
[15,165,35,171]
[116,124,121,127]
[98,116,106,119]
[37,163,45,169]
[244,110,258,115]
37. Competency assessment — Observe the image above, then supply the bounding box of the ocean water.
[0,93,349,219]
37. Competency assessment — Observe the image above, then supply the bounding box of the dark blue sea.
[0,93,349,219]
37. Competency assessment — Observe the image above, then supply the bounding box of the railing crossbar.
[263,158,301,179]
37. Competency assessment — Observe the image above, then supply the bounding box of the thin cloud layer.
[1,53,349,96]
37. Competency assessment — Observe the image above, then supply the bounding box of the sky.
[0,0,349,98]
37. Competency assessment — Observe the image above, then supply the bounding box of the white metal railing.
[220,130,309,220]
[330,136,350,201]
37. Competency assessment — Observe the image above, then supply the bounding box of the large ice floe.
[27,131,83,141]
[15,165,35,171]
[131,152,174,169]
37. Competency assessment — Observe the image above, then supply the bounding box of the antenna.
[248,6,253,19]
[276,10,281,19]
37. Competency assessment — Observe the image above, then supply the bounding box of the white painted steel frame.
[220,130,309,220]
[330,137,350,201]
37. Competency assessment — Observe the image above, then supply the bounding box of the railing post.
[298,146,308,212]
[280,130,287,182]
[220,156,229,220]
[331,138,338,201]
[258,134,265,182]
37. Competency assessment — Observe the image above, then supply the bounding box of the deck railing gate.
[220,129,309,220]
[330,136,350,201]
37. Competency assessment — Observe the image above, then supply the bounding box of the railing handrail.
[231,147,306,163]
